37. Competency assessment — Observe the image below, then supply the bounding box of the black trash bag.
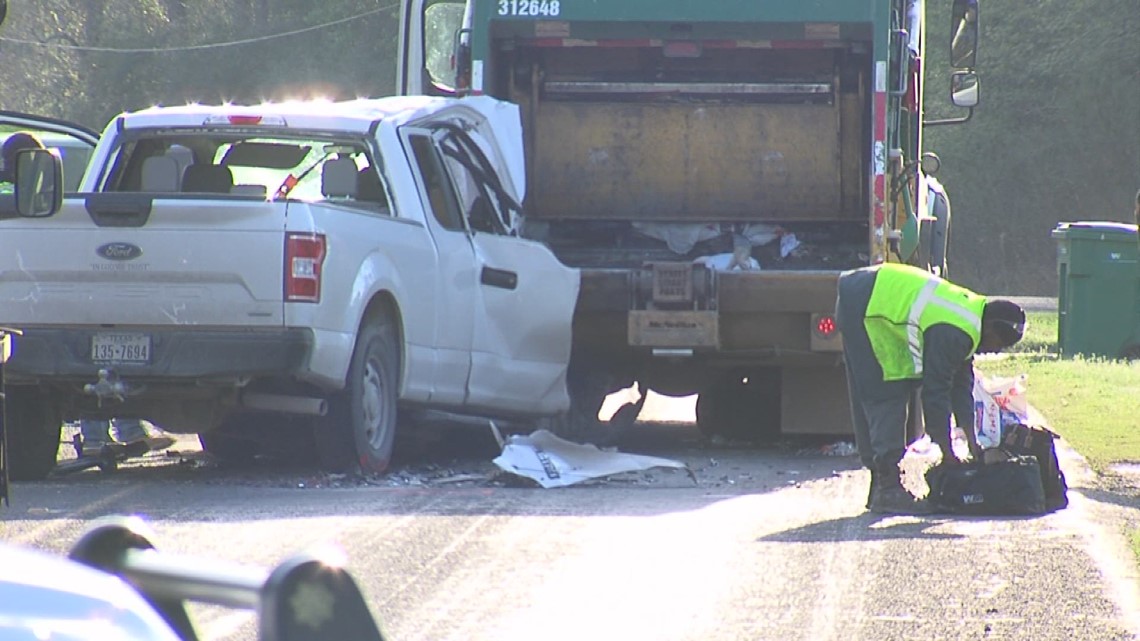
[1001,423,1069,512]
[926,456,1047,516]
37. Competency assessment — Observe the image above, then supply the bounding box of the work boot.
[868,453,933,515]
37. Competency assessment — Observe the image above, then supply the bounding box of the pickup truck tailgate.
[0,196,287,328]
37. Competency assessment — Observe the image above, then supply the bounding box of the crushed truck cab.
[0,97,579,480]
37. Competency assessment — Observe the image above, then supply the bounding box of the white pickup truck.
[0,96,579,480]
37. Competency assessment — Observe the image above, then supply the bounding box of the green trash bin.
[1052,221,1140,359]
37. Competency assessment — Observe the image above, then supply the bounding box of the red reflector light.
[815,315,837,337]
[285,233,326,303]
[204,114,286,126]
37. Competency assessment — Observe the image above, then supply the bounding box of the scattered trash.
[779,233,801,258]
[707,434,758,447]
[433,473,487,485]
[698,252,760,272]
[820,441,857,456]
[490,426,692,489]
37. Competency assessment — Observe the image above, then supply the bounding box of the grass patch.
[1009,311,1058,355]
[976,311,1140,472]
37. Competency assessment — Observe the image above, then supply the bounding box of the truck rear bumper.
[577,268,843,357]
[6,327,312,382]
[571,268,856,435]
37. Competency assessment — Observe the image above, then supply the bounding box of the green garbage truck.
[397,0,982,439]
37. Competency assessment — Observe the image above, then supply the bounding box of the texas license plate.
[91,333,151,363]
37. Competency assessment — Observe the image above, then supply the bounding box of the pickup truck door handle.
[480,266,518,291]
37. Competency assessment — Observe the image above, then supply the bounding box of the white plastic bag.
[970,371,1029,448]
[972,376,1003,448]
[983,373,1029,427]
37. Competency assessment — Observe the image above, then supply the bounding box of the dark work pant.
[836,269,919,469]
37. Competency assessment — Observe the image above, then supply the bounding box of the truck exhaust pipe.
[239,392,328,417]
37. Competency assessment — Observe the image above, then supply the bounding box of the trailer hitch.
[83,368,141,404]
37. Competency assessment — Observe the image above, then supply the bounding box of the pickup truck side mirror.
[15,148,63,218]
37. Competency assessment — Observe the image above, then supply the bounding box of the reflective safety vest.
[863,264,984,381]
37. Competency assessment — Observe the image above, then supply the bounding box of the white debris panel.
[491,428,690,489]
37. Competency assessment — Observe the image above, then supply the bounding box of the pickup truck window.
[409,127,517,236]
[408,133,465,231]
[103,133,391,212]
[437,129,519,236]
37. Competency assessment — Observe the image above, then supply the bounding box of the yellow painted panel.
[532,102,843,221]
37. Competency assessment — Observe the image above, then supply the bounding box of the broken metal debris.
[491,427,692,489]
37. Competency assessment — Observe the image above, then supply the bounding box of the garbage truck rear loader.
[398,0,980,439]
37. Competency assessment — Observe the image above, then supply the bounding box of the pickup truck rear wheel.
[5,387,62,480]
[317,317,399,474]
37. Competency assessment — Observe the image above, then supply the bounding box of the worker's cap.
[982,299,1027,347]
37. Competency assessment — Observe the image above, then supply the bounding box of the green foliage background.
[1,0,1137,295]
[0,0,399,124]
[923,0,1140,295]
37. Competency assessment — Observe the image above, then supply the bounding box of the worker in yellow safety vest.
[835,263,1026,514]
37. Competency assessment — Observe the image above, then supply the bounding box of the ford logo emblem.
[96,243,143,261]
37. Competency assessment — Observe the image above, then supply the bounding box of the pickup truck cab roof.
[115,95,455,133]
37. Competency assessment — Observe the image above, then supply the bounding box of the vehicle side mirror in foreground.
[15,148,64,217]
[68,516,389,641]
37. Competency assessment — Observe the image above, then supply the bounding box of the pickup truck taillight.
[285,233,326,303]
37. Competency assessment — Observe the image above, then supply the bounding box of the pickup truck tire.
[317,317,399,474]
[5,387,62,481]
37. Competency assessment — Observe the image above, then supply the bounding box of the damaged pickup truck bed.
[0,96,578,480]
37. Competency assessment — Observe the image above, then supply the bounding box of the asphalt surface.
[2,393,1138,641]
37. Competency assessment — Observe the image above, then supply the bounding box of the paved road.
[3,394,1137,640]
